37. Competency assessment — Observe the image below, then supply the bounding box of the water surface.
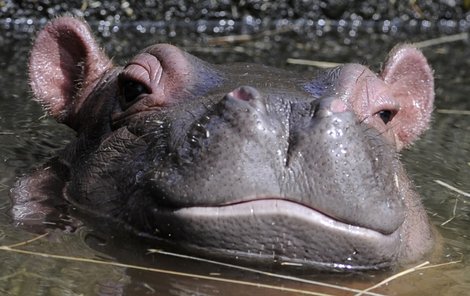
[0,22,469,295]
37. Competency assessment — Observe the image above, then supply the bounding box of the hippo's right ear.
[29,17,111,129]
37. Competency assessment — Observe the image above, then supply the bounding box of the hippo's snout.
[147,85,406,238]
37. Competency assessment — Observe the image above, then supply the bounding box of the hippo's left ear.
[380,45,434,149]
[29,17,112,130]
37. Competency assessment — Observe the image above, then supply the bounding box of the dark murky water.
[0,22,469,295]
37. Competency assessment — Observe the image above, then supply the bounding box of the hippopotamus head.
[12,17,435,270]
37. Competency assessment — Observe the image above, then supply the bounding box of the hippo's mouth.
[153,198,402,270]
[178,198,395,235]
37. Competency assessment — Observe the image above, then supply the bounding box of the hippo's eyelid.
[118,74,152,109]
[118,72,151,93]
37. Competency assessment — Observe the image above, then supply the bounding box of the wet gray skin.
[11,17,435,270]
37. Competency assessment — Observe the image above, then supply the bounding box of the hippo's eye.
[119,79,150,107]
[378,110,396,124]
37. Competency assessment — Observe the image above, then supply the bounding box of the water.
[0,22,469,295]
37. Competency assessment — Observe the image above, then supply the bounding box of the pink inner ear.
[380,45,434,149]
[29,17,111,126]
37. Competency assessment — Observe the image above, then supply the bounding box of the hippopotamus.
[11,17,435,270]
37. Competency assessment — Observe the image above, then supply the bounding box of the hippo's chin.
[153,199,402,270]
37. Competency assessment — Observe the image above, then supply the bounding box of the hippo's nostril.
[227,86,261,101]
[315,108,333,119]
[314,97,348,119]
[223,86,269,116]
[329,99,348,113]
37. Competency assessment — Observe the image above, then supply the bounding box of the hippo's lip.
[176,198,398,236]
[151,198,402,270]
